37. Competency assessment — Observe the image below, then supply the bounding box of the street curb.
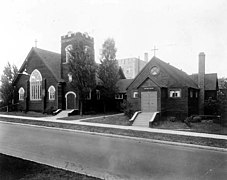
[1,120,226,153]
[0,114,227,140]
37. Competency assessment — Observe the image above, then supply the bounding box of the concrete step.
[132,112,154,127]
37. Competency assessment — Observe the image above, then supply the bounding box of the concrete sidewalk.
[0,114,227,140]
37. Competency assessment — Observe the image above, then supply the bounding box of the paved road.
[0,121,226,180]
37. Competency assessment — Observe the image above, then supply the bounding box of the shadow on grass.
[0,153,101,180]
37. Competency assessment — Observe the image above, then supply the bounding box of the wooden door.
[141,91,157,112]
[66,93,76,109]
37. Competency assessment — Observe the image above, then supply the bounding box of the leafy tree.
[118,66,126,79]
[98,38,120,112]
[68,41,97,115]
[0,62,18,107]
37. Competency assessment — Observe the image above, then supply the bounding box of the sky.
[0,0,227,78]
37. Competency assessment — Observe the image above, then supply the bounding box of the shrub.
[121,100,135,118]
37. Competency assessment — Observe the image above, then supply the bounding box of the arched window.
[18,87,25,101]
[48,86,55,100]
[30,69,42,100]
[65,44,73,63]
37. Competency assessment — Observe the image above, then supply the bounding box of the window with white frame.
[169,90,181,98]
[30,69,42,100]
[133,91,139,98]
[18,87,25,101]
[48,86,55,100]
[115,94,123,99]
[68,73,72,82]
[65,44,73,63]
[96,90,100,100]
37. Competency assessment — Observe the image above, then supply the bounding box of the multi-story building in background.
[117,53,148,79]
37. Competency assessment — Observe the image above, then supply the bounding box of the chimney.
[144,52,148,62]
[198,52,205,115]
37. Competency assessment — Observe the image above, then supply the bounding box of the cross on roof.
[35,39,38,48]
[151,46,158,56]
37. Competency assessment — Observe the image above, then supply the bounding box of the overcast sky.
[1,0,227,78]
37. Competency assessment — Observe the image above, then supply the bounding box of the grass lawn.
[81,115,130,126]
[0,153,100,180]
[156,120,227,135]
[0,111,49,117]
[0,116,226,149]
[80,114,227,135]
[58,112,121,121]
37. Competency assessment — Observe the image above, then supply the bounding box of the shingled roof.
[33,48,62,81]
[116,79,133,93]
[153,57,198,88]
[189,73,218,90]
[127,56,199,90]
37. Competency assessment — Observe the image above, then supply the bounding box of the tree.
[98,38,120,112]
[68,41,97,115]
[0,62,18,107]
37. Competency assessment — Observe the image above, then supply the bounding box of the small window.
[86,89,92,100]
[133,91,139,98]
[115,94,123,99]
[18,87,25,101]
[48,86,55,100]
[68,73,72,82]
[65,44,73,63]
[195,91,198,98]
[96,90,100,100]
[170,90,181,98]
[190,90,193,98]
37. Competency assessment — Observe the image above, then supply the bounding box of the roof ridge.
[33,48,61,81]
[33,47,60,55]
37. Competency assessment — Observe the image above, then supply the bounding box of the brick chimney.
[144,52,148,62]
[198,52,205,115]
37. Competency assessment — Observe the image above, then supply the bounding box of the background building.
[117,53,148,79]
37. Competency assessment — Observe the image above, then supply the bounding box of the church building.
[125,53,218,120]
[13,32,102,113]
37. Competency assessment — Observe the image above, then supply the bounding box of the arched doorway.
[65,91,77,109]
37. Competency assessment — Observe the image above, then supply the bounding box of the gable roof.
[189,73,218,90]
[13,47,63,85]
[127,56,198,90]
[33,48,62,81]
[116,79,133,93]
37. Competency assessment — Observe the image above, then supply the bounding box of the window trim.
[48,85,55,101]
[115,93,123,99]
[65,44,73,63]
[169,89,181,98]
[18,87,25,101]
[133,91,139,99]
[30,69,42,101]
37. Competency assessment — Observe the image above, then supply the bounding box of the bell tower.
[60,31,94,79]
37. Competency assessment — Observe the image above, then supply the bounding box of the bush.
[121,100,135,118]
[45,106,54,115]
[204,98,219,115]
